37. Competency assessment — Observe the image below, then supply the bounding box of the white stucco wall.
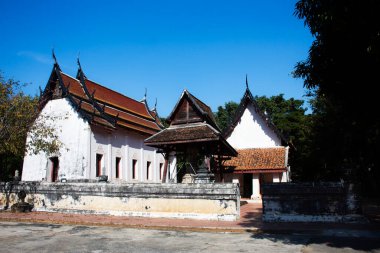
[90,126,165,183]
[22,98,90,181]
[22,98,165,183]
[226,104,281,148]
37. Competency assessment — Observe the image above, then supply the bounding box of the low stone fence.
[261,182,364,223]
[0,181,240,221]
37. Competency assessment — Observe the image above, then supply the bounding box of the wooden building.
[145,89,236,183]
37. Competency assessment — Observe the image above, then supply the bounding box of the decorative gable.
[170,97,203,125]
[224,86,287,149]
[226,104,282,148]
[167,90,220,130]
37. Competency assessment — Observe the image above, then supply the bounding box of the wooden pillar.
[161,152,169,183]
[217,144,224,182]
[218,155,224,182]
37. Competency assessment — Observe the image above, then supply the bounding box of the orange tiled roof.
[55,71,162,135]
[224,147,287,171]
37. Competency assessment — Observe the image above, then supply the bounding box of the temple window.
[132,159,138,180]
[146,161,151,180]
[96,154,103,177]
[115,157,121,179]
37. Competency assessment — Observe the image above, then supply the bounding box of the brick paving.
[0,203,260,232]
[1,202,379,233]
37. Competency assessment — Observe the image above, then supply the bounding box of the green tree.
[214,101,239,132]
[254,94,308,142]
[254,94,311,180]
[159,117,169,128]
[0,73,63,181]
[294,1,380,193]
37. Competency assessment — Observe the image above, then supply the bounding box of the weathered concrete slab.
[262,182,366,223]
[0,181,240,221]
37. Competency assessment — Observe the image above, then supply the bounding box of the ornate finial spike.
[145,88,147,99]
[246,74,248,89]
[52,49,57,65]
[153,98,157,110]
[77,54,81,68]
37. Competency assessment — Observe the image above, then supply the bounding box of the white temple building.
[22,59,166,183]
[222,81,290,199]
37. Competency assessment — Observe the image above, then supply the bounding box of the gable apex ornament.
[52,49,58,65]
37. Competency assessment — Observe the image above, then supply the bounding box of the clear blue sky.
[0,0,312,117]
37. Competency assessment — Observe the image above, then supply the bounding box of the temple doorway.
[49,157,59,182]
[243,173,253,198]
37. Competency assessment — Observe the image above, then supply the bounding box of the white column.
[124,135,129,181]
[251,174,260,199]
[153,149,157,182]
[86,126,92,179]
[172,155,177,183]
[273,173,280,183]
[107,142,112,179]
[281,171,288,182]
[140,143,144,182]
[168,152,177,183]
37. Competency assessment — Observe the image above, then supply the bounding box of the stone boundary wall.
[0,182,240,221]
[261,182,364,223]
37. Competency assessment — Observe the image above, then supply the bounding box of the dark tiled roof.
[145,123,237,156]
[224,148,287,171]
[42,64,162,135]
[145,123,220,145]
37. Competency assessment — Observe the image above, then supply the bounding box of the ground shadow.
[239,201,380,251]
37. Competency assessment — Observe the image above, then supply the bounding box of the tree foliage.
[294,0,380,192]
[214,95,310,180]
[254,94,308,143]
[0,77,37,157]
[214,101,239,132]
[0,72,63,181]
[254,95,311,180]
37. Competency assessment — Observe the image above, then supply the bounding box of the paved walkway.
[1,203,380,235]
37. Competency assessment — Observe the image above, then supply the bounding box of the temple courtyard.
[1,221,380,253]
[1,202,380,252]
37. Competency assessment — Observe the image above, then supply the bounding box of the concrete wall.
[0,182,240,221]
[226,104,281,148]
[262,182,363,223]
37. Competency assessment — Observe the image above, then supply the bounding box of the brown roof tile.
[59,72,161,135]
[145,124,220,145]
[224,148,286,171]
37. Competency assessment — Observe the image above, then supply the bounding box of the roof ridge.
[85,77,144,107]
[237,147,286,150]
[68,73,156,122]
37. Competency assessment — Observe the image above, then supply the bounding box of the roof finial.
[76,53,87,80]
[52,48,58,65]
[77,52,82,69]
[141,88,147,102]
[246,74,249,89]
[153,98,157,111]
